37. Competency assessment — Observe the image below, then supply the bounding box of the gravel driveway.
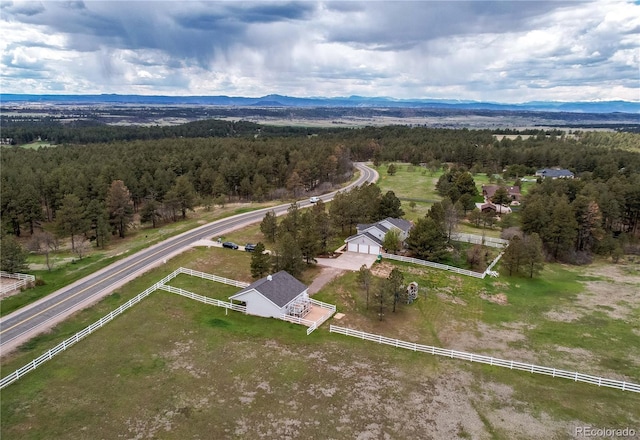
[316,252,377,271]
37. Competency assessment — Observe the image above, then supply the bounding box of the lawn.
[3,246,638,439]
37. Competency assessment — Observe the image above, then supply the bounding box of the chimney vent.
[267,275,272,281]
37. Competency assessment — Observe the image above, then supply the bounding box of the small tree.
[387,163,397,176]
[466,244,487,271]
[375,277,393,321]
[383,228,402,254]
[250,242,271,278]
[28,230,58,271]
[502,235,524,276]
[357,264,373,309]
[522,233,545,278]
[0,235,29,273]
[388,268,405,312]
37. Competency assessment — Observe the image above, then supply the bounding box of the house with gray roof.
[535,168,574,179]
[229,271,310,319]
[345,217,413,254]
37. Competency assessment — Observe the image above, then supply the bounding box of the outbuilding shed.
[229,271,310,319]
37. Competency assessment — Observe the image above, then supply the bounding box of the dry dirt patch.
[546,264,640,322]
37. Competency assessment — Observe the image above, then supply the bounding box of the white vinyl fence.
[158,284,247,313]
[381,253,485,278]
[451,233,508,248]
[1,267,333,389]
[175,267,249,288]
[0,277,170,389]
[0,268,245,389]
[0,272,36,295]
[330,326,640,393]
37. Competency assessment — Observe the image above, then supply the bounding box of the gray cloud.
[0,1,638,101]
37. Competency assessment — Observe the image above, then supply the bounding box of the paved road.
[0,163,378,355]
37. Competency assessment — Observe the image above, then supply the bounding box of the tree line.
[1,136,353,240]
[2,121,639,273]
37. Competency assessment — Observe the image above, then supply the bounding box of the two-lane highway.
[0,163,378,355]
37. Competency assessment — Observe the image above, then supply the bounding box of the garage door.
[348,243,358,252]
[368,245,380,255]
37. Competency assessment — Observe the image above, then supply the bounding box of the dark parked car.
[222,241,239,250]
[244,243,256,252]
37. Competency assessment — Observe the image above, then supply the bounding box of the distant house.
[535,168,574,179]
[482,185,521,203]
[345,217,413,255]
[229,271,310,319]
[475,202,512,215]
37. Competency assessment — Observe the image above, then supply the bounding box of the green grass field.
[16,140,54,149]
[2,244,638,439]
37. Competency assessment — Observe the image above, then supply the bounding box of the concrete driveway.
[316,252,378,271]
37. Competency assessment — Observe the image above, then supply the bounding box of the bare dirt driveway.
[316,251,377,271]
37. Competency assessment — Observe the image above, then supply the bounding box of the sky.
[1,1,639,103]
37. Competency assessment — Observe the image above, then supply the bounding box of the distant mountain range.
[2,93,639,114]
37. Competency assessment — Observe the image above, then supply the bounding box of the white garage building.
[345,217,413,255]
[228,270,311,319]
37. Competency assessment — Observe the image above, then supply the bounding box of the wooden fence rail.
[329,326,640,393]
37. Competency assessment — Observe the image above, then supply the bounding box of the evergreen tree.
[377,190,404,220]
[260,210,278,243]
[405,216,448,261]
[140,199,161,228]
[547,196,578,260]
[502,235,524,276]
[279,203,301,240]
[387,163,397,176]
[491,186,511,206]
[106,180,134,238]
[250,242,271,278]
[299,210,321,264]
[0,234,29,273]
[357,264,373,309]
[311,200,333,255]
[522,233,545,278]
[271,232,304,277]
[85,199,110,249]
[56,193,88,251]
[165,175,196,219]
[388,268,405,312]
